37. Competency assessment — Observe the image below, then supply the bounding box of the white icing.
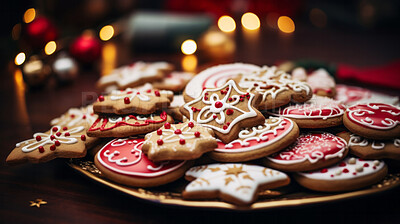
[297,157,385,180]
[183,80,258,134]
[348,133,400,150]
[170,95,185,108]
[16,126,85,153]
[307,68,335,91]
[215,117,294,153]
[185,163,288,204]
[291,67,307,81]
[184,63,260,99]
[346,103,400,130]
[50,105,97,127]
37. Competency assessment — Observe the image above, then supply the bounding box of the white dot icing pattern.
[297,157,385,180]
[215,117,294,153]
[184,63,261,99]
[183,80,258,134]
[50,105,98,127]
[348,133,400,150]
[185,163,288,204]
[16,126,85,153]
[239,66,311,101]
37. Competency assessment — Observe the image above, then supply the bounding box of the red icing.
[226,109,234,115]
[343,168,349,173]
[36,136,42,141]
[63,127,68,131]
[223,125,228,130]
[179,139,186,144]
[339,162,346,167]
[154,90,160,97]
[271,133,346,162]
[98,95,105,102]
[88,111,169,132]
[335,85,371,104]
[38,146,44,153]
[174,129,182,134]
[65,132,70,136]
[215,101,223,108]
[50,135,56,140]
[50,145,56,151]
[124,97,130,104]
[280,103,345,117]
[56,132,61,137]
[321,168,328,173]
[81,135,86,141]
[157,139,163,145]
[346,103,400,130]
[97,138,184,177]
[188,122,194,128]
[364,163,369,167]
[52,127,58,132]
[157,129,162,135]
[82,115,86,119]
[55,140,60,146]
[194,131,200,137]
[213,115,218,119]
[164,122,171,129]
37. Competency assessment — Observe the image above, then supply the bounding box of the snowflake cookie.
[93,88,174,115]
[7,125,97,164]
[183,163,290,205]
[142,121,218,161]
[180,80,265,143]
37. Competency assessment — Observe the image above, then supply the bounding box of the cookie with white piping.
[209,117,299,162]
[50,105,98,129]
[338,131,400,160]
[183,63,261,102]
[234,66,312,110]
[293,157,387,192]
[267,95,346,128]
[153,71,195,93]
[97,61,173,92]
[142,121,218,162]
[182,163,290,205]
[93,88,173,115]
[87,111,174,138]
[343,103,400,140]
[264,132,348,172]
[180,80,265,143]
[292,67,336,98]
[94,138,194,187]
[6,125,97,165]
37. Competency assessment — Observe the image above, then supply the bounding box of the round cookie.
[94,138,193,187]
[264,132,348,172]
[183,163,290,205]
[183,63,260,102]
[338,131,400,160]
[210,117,299,162]
[267,95,346,128]
[343,103,400,140]
[294,157,387,192]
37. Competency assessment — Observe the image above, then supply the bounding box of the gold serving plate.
[68,158,400,210]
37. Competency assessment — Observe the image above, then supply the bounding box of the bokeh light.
[181,55,198,72]
[181,39,197,55]
[277,16,295,33]
[44,41,57,55]
[241,12,260,30]
[15,52,26,65]
[218,15,236,32]
[23,8,36,23]
[99,25,114,41]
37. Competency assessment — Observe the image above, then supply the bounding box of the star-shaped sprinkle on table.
[29,199,47,208]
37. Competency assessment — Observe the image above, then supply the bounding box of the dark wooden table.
[1,23,400,224]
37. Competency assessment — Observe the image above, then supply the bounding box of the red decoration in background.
[24,17,58,48]
[69,34,102,63]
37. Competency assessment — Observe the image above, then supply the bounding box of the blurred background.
[1,0,400,89]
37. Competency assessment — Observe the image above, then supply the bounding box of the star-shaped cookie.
[183,163,290,205]
[234,66,312,110]
[50,105,98,129]
[93,88,173,115]
[180,80,265,143]
[142,121,218,161]
[6,125,97,165]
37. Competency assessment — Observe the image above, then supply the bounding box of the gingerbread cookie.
[294,157,387,192]
[292,67,336,98]
[7,126,96,165]
[180,80,265,143]
[142,121,218,161]
[50,105,98,128]
[87,111,174,137]
[343,103,400,140]
[153,71,195,92]
[335,84,399,106]
[97,61,173,92]
[338,132,400,160]
[184,63,261,102]
[210,117,299,162]
[264,132,348,172]
[94,138,193,187]
[166,95,185,121]
[268,95,346,128]
[93,88,173,115]
[234,66,312,110]
[183,163,290,205]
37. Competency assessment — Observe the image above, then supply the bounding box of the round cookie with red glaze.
[293,157,387,192]
[94,138,193,187]
[264,132,348,172]
[343,103,400,140]
[267,95,346,128]
[209,117,299,162]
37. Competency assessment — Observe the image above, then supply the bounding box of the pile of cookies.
[6,62,400,206]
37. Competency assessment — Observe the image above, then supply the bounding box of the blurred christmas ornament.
[52,53,79,83]
[24,17,58,48]
[199,29,235,60]
[69,31,102,63]
[21,55,51,87]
